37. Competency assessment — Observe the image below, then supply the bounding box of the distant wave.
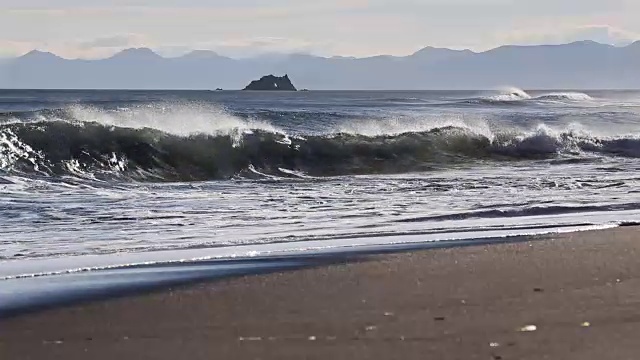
[488,87,533,102]
[466,88,595,105]
[1,106,639,181]
[535,92,594,101]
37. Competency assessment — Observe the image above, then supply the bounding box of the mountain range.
[0,41,639,90]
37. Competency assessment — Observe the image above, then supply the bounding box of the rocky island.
[243,74,297,91]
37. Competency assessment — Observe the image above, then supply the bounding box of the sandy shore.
[2,227,640,359]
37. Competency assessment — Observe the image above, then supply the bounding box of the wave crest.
[1,117,639,181]
[479,88,594,104]
[536,92,594,101]
[488,87,533,102]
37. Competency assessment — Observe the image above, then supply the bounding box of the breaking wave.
[536,92,594,101]
[488,87,533,102]
[476,88,594,104]
[1,105,638,182]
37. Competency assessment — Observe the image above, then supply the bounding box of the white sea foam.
[489,87,533,101]
[486,87,593,103]
[536,92,594,102]
[0,129,43,172]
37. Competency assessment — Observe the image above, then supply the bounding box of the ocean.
[1,88,640,311]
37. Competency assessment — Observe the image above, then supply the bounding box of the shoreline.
[3,226,640,359]
[0,224,616,318]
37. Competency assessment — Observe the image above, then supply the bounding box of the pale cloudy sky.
[1,0,639,59]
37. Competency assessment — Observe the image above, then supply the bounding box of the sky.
[1,0,639,59]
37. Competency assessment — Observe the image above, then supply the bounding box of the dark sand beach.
[2,227,640,359]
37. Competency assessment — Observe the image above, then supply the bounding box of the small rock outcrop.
[243,74,297,91]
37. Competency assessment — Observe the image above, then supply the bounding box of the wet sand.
[2,227,640,359]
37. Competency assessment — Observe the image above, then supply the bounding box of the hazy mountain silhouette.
[0,41,639,90]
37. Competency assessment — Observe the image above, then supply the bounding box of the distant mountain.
[408,46,475,63]
[0,41,639,90]
[108,48,163,61]
[178,50,224,60]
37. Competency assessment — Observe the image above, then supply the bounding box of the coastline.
[3,226,640,359]
[0,224,615,317]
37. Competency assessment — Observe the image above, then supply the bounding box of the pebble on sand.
[518,325,537,332]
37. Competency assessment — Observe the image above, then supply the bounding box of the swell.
[1,119,639,181]
[462,89,595,105]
